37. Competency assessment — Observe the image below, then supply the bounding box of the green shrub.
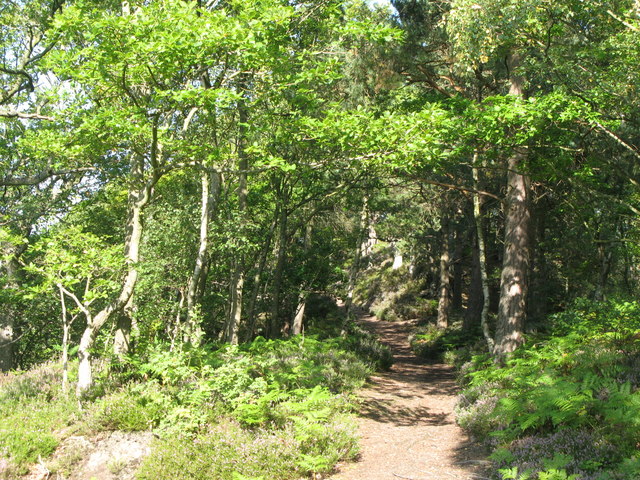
[455,299,640,479]
[411,323,480,364]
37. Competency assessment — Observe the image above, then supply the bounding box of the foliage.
[411,322,482,365]
[455,299,640,479]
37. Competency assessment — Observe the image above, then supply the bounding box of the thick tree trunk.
[436,214,451,329]
[493,52,531,358]
[494,149,530,356]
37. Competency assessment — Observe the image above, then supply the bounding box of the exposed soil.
[328,314,490,480]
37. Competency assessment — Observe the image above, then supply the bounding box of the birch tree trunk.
[185,171,219,343]
[76,147,158,396]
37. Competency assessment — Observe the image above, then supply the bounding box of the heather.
[0,320,390,479]
[455,299,640,480]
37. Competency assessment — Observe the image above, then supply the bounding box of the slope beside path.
[329,314,490,480]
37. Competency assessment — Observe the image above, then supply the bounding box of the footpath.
[329,314,490,480]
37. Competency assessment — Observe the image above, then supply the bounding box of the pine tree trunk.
[494,58,531,357]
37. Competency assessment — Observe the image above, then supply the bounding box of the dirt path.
[329,314,489,480]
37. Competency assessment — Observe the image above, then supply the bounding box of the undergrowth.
[0,318,390,479]
[455,298,640,480]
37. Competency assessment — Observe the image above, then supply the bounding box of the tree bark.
[269,199,288,338]
[472,155,494,351]
[0,249,20,372]
[77,147,158,396]
[452,219,464,311]
[186,171,219,342]
[226,89,248,345]
[494,56,531,357]
[436,213,451,329]
[345,197,370,314]
[244,220,275,341]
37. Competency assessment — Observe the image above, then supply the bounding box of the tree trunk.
[269,201,288,338]
[292,222,313,336]
[58,285,70,394]
[77,147,157,396]
[0,249,20,372]
[186,171,220,342]
[436,213,451,329]
[245,221,275,341]
[473,155,494,351]
[345,197,370,314]
[226,90,248,345]
[464,227,482,331]
[452,219,464,311]
[594,241,613,302]
[494,57,531,357]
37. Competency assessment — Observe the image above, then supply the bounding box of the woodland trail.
[328,313,490,480]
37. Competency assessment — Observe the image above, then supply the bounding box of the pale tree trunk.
[494,54,531,358]
[57,285,75,394]
[473,153,495,351]
[77,147,158,396]
[113,296,133,358]
[292,222,313,336]
[436,213,451,329]
[185,171,219,343]
[345,197,370,314]
[0,248,20,372]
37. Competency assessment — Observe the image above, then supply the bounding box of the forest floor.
[328,312,490,480]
